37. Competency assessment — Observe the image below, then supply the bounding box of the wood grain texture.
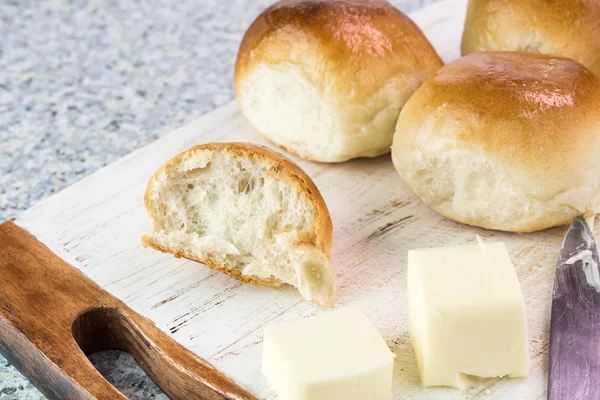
[0,221,257,400]
[7,0,566,398]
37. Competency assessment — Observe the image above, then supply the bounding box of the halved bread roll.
[142,142,335,307]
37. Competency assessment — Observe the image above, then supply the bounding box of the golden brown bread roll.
[234,0,443,162]
[461,0,600,77]
[392,52,600,233]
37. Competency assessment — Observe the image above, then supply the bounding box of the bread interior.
[144,148,334,305]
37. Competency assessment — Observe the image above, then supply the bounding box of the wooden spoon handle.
[0,221,257,400]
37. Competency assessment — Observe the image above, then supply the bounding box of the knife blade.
[548,216,600,400]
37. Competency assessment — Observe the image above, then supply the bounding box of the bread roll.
[392,52,600,233]
[235,0,443,162]
[143,143,335,307]
[462,0,600,77]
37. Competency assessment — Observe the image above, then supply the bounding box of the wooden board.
[0,221,256,400]
[8,0,558,398]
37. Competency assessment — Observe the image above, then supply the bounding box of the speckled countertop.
[0,0,436,398]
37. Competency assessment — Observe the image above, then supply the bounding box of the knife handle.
[0,220,257,400]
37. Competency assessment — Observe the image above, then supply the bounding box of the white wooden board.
[16,0,555,398]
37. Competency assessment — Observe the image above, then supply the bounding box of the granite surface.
[0,0,436,398]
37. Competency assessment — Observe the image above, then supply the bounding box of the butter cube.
[262,307,394,400]
[408,242,529,388]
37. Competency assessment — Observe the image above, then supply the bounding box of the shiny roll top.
[462,0,600,78]
[236,0,441,99]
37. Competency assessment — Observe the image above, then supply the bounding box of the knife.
[548,216,600,400]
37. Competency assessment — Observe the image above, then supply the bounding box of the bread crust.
[142,142,333,292]
[392,52,600,232]
[462,0,600,78]
[141,235,283,286]
[397,52,600,174]
[234,0,442,101]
